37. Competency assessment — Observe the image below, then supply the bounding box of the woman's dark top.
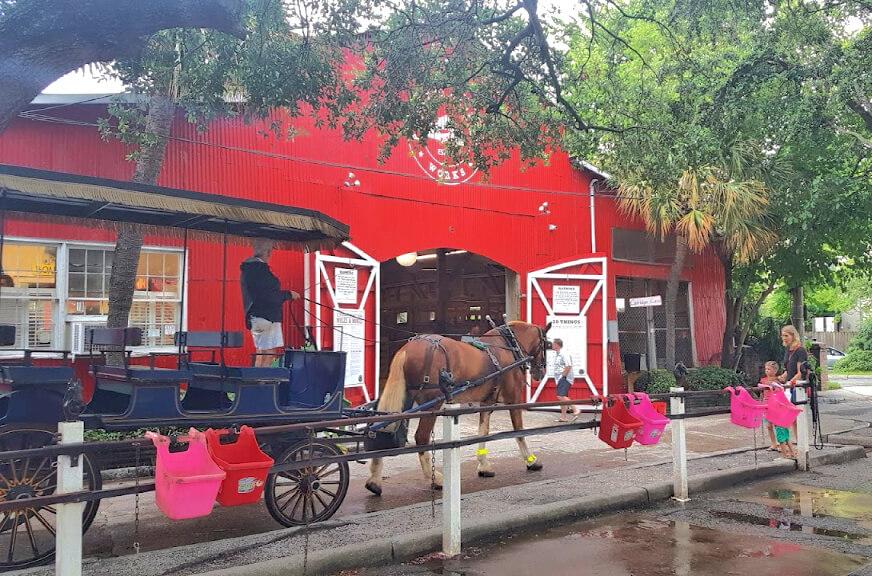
[783,345,809,383]
[240,257,290,328]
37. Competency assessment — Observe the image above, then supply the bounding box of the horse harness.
[408,325,547,403]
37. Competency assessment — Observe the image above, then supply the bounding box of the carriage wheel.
[0,427,101,570]
[264,439,349,527]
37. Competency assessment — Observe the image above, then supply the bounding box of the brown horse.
[365,321,550,496]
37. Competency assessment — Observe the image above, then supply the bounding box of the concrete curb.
[194,446,864,576]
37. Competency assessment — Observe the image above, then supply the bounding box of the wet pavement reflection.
[345,514,867,576]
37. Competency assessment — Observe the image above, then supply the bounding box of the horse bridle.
[516,325,550,377]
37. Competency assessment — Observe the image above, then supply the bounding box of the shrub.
[684,366,745,390]
[832,350,872,373]
[847,319,872,353]
[635,369,677,394]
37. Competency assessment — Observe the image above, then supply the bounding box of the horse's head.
[510,321,551,381]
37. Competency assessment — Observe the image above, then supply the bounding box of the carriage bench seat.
[86,327,189,420]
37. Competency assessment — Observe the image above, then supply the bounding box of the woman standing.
[778,324,808,453]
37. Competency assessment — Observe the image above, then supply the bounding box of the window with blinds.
[1,240,182,352]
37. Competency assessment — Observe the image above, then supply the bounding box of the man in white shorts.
[240,239,299,367]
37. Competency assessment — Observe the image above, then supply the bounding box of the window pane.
[1,243,57,289]
[85,273,103,298]
[0,297,54,349]
[164,254,180,278]
[104,251,114,272]
[68,273,85,298]
[68,249,86,273]
[86,250,104,274]
[147,253,163,276]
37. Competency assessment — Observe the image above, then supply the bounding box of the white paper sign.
[334,268,358,305]
[545,315,587,380]
[334,309,365,387]
[629,295,662,308]
[552,285,581,315]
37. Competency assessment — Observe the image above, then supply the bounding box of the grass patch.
[828,370,872,376]
[827,381,843,391]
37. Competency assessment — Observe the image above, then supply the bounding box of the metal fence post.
[56,420,84,576]
[795,384,810,471]
[670,387,689,502]
[442,405,461,557]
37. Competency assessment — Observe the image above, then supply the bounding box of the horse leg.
[416,415,443,489]
[366,458,384,496]
[510,408,543,471]
[476,410,495,477]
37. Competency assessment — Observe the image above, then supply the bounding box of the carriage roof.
[0,163,349,246]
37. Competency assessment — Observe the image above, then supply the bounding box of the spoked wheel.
[0,427,101,571]
[265,439,349,527]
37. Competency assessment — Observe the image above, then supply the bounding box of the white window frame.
[1,236,188,356]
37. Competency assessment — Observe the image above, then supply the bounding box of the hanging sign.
[629,295,662,308]
[334,309,365,387]
[552,285,581,315]
[545,315,587,379]
[334,268,358,305]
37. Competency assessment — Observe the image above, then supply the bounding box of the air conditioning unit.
[70,321,105,355]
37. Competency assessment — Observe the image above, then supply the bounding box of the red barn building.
[0,97,725,405]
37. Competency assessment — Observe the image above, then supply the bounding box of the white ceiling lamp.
[396,252,418,267]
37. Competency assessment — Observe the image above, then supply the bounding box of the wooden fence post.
[56,420,84,576]
[670,387,689,502]
[442,406,461,557]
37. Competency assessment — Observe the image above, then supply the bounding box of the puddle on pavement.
[346,515,866,576]
[710,511,872,543]
[740,483,872,524]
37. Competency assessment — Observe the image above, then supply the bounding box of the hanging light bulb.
[396,252,418,267]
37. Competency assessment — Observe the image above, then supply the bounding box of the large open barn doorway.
[378,249,511,384]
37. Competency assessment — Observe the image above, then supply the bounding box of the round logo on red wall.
[410,116,478,186]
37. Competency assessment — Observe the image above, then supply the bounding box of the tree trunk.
[0,0,244,133]
[717,245,736,368]
[790,285,805,341]
[105,94,175,363]
[665,236,689,370]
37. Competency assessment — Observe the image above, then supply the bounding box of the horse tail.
[378,349,408,413]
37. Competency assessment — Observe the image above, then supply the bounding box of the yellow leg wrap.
[527,454,538,464]
[476,448,489,456]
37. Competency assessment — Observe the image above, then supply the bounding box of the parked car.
[827,347,846,369]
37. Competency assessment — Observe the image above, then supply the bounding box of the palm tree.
[618,165,775,369]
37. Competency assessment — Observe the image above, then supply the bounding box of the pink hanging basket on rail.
[761,384,802,427]
[626,392,670,446]
[725,386,766,429]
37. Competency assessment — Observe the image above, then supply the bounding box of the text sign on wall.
[552,285,581,315]
[334,268,358,305]
[334,309,365,387]
[629,295,662,308]
[545,315,587,379]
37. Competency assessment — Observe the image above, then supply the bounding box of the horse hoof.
[478,470,496,478]
[431,483,443,491]
[365,481,382,497]
[527,462,543,472]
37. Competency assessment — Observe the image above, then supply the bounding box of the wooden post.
[795,384,810,471]
[436,249,448,334]
[56,421,85,576]
[670,387,689,502]
[442,405,461,556]
[504,271,520,321]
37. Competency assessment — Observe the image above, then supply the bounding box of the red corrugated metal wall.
[0,104,725,401]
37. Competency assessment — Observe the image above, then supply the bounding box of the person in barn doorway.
[240,238,299,367]
[553,338,580,422]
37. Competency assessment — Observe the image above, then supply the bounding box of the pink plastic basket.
[725,386,766,429]
[146,428,226,520]
[627,392,670,446]
[763,384,802,427]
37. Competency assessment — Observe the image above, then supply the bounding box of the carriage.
[0,165,548,571]
[0,165,358,570]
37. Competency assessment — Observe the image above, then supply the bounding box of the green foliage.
[635,369,676,394]
[847,319,872,353]
[832,350,872,373]
[684,366,745,391]
[827,381,842,391]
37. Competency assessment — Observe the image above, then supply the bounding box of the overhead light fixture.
[396,252,418,267]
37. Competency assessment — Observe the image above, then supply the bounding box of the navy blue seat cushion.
[187,362,288,382]
[95,365,190,382]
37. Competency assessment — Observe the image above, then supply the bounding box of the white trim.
[526,256,608,402]
[314,242,380,403]
[589,179,598,253]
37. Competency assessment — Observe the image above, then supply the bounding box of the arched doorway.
[378,249,513,383]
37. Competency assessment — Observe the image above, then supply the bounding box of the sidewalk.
[16,443,864,576]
